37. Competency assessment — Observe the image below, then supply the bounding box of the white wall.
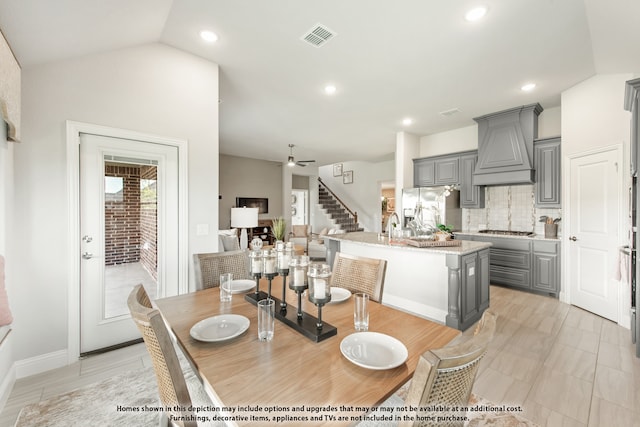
[560,73,632,313]
[319,160,395,232]
[0,119,15,409]
[418,107,562,158]
[12,43,219,364]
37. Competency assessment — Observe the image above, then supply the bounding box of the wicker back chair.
[127,284,197,427]
[400,311,497,427]
[193,250,250,290]
[330,252,387,302]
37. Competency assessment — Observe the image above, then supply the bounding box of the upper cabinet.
[413,158,436,186]
[434,157,459,185]
[459,153,485,208]
[534,137,561,208]
[413,150,484,208]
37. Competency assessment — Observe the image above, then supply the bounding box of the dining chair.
[193,250,250,290]
[399,310,498,427]
[330,252,387,302]
[127,284,215,427]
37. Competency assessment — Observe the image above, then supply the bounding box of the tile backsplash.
[463,184,561,236]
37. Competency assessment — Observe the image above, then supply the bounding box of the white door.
[80,133,179,354]
[291,190,307,225]
[568,147,621,321]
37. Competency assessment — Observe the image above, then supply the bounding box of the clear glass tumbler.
[257,298,275,341]
[219,273,233,302]
[354,293,369,332]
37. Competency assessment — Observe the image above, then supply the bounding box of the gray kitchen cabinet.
[532,240,560,293]
[455,234,560,296]
[534,137,561,208]
[413,158,435,186]
[414,150,484,208]
[460,252,479,324]
[414,155,459,186]
[460,153,485,208]
[434,157,459,185]
[448,248,490,331]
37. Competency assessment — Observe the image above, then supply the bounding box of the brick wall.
[104,164,141,265]
[139,165,157,281]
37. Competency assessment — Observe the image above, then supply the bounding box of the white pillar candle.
[315,278,327,299]
[293,268,305,286]
[264,257,276,274]
[252,261,263,274]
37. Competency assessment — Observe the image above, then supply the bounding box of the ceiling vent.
[301,24,336,47]
[439,108,460,117]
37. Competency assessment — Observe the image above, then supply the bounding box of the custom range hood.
[473,103,543,186]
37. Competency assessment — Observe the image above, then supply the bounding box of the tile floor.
[1,285,639,427]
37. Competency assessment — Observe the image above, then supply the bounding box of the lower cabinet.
[532,241,560,293]
[457,248,490,330]
[455,234,560,296]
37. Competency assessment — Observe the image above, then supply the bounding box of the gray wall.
[219,154,284,228]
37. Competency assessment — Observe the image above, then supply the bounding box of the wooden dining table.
[154,276,460,426]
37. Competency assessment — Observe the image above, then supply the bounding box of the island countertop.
[325,231,492,331]
[324,231,492,255]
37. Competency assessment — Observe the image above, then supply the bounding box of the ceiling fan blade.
[295,162,308,167]
[297,160,316,163]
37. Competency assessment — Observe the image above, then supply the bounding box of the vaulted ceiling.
[1,0,638,165]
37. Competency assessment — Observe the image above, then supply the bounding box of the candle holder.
[262,249,278,299]
[289,255,309,319]
[276,242,292,309]
[247,249,267,302]
[307,263,332,329]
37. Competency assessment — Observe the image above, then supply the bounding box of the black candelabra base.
[244,293,337,342]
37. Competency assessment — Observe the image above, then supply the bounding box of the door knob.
[569,236,578,241]
[82,252,94,259]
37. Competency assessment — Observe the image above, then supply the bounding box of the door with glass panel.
[79,133,179,354]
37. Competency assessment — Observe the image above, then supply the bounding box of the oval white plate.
[190,315,250,342]
[230,279,255,294]
[329,287,351,303]
[340,332,408,370]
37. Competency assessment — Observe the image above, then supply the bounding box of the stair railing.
[317,177,358,226]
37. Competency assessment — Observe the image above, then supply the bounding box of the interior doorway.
[567,145,623,322]
[381,181,396,233]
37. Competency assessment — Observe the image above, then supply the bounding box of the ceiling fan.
[287,144,316,167]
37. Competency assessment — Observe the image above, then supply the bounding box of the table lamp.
[231,207,259,250]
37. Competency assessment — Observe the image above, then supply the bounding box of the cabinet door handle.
[569,236,578,241]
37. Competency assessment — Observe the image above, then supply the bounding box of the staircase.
[318,181,364,232]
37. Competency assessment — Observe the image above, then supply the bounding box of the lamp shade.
[231,207,259,228]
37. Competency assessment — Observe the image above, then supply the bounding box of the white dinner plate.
[190,315,250,342]
[340,332,408,370]
[329,287,351,303]
[229,279,255,294]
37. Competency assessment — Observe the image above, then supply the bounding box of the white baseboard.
[14,349,68,379]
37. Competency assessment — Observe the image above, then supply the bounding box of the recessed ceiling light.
[465,6,488,22]
[402,118,413,126]
[324,85,337,95]
[521,83,536,92]
[200,30,218,43]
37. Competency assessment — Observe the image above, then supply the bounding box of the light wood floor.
[1,285,639,427]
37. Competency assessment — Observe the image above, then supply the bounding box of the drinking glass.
[219,273,233,302]
[258,299,275,341]
[354,293,369,332]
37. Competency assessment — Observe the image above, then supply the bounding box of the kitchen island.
[325,232,491,331]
